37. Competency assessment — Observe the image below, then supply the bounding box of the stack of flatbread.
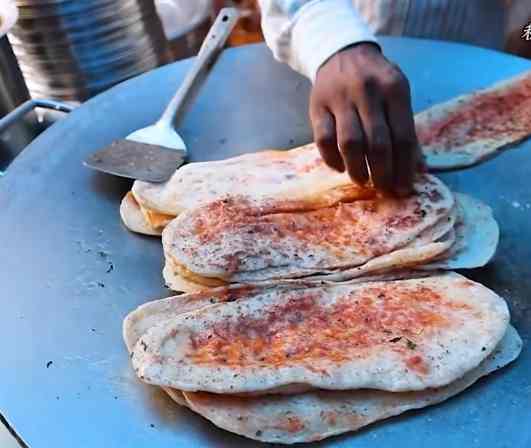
[161,173,498,292]
[125,274,521,443]
[121,71,529,443]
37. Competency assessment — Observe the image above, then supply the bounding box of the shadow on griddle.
[88,170,132,204]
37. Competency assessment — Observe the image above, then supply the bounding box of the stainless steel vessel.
[0,35,39,173]
[8,0,172,101]
[0,0,39,172]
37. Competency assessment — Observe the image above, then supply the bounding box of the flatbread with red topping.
[131,272,509,395]
[416,70,531,170]
[127,144,369,232]
[162,174,455,286]
[124,274,518,444]
[180,325,520,444]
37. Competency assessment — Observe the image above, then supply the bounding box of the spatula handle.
[157,8,240,129]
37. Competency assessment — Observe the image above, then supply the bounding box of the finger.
[334,105,369,185]
[385,95,419,196]
[310,107,345,172]
[357,93,393,192]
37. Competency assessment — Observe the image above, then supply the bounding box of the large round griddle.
[0,39,530,448]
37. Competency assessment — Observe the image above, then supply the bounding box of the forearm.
[257,0,378,81]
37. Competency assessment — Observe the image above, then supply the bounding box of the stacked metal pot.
[8,0,172,101]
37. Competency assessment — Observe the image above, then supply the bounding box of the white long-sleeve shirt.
[258,0,517,81]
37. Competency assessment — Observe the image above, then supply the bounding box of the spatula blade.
[83,140,185,182]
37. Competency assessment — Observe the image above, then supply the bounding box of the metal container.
[0,0,43,173]
[8,0,172,101]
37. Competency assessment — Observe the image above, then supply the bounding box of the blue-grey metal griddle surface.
[0,39,530,447]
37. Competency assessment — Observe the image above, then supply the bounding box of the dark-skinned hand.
[309,42,421,196]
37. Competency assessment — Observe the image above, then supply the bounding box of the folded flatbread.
[161,191,498,292]
[417,69,531,170]
[124,274,519,444]
[120,192,163,236]
[162,174,455,287]
[131,272,509,395]
[421,193,499,270]
[313,192,499,283]
[125,145,371,235]
[162,237,453,292]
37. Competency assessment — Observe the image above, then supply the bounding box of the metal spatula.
[83,8,240,182]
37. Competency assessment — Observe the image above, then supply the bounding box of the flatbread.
[148,191,497,294]
[422,193,499,270]
[161,197,458,292]
[317,193,498,283]
[123,285,261,353]
[162,263,209,293]
[124,275,440,356]
[161,191,499,292]
[124,144,372,236]
[163,174,454,284]
[131,144,371,216]
[162,236,454,293]
[305,233,454,284]
[124,282,519,442]
[416,70,531,170]
[124,283,314,408]
[131,272,509,394]
[179,325,521,444]
[120,192,162,236]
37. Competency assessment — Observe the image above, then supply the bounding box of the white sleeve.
[257,0,378,82]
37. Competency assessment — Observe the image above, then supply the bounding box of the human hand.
[310,43,421,195]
